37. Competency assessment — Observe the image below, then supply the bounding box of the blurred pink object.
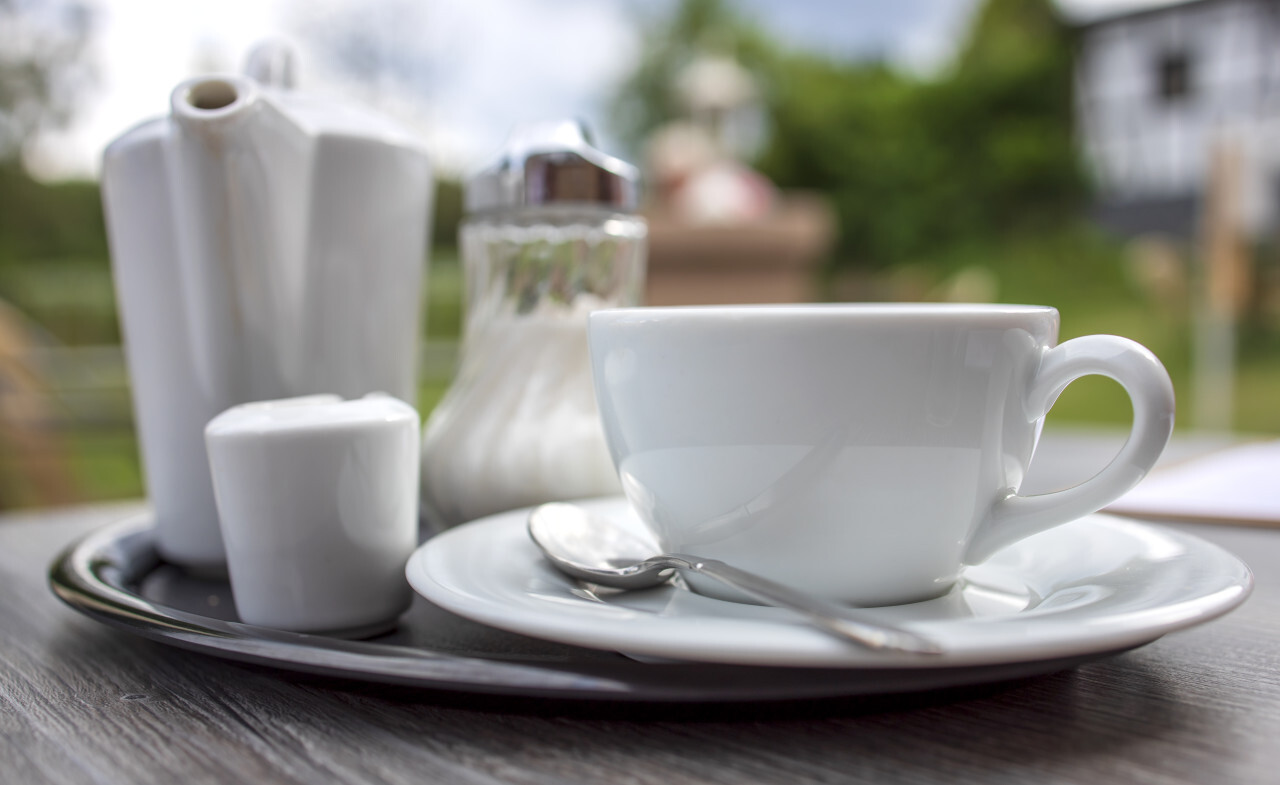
[671,160,776,224]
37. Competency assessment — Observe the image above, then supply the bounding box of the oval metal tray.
[49,514,1119,704]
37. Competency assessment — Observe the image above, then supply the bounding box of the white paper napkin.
[1107,439,1280,526]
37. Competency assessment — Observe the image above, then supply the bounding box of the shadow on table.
[244,647,1185,727]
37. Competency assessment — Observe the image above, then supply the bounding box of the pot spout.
[171,75,259,141]
[166,73,264,405]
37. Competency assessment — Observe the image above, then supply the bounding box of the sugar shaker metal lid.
[465,120,640,213]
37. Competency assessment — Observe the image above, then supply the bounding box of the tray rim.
[48,513,1139,704]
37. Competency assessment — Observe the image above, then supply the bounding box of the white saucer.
[406,497,1253,668]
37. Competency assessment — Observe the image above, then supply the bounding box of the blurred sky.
[26,0,1180,181]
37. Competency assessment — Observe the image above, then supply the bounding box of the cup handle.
[964,335,1176,564]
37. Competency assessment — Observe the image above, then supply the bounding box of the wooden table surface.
[2,432,1278,785]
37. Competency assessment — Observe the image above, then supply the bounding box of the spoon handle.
[665,555,944,655]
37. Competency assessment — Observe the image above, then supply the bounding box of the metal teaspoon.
[527,502,944,656]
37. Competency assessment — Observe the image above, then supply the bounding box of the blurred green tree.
[609,0,779,153]
[0,0,103,266]
[932,0,1086,237]
[759,0,1085,269]
[0,0,96,165]
[756,58,941,268]
[611,0,1087,271]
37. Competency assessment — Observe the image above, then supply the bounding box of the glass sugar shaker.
[420,121,647,527]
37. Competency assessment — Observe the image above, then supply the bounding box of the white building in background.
[1074,0,1280,238]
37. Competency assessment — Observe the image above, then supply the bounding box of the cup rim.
[590,303,1058,322]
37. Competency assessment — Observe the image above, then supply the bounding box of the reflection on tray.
[138,566,239,622]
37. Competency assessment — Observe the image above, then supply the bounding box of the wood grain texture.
[2,502,1278,785]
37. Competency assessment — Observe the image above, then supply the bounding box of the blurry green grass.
[419,249,461,413]
[423,248,462,343]
[63,430,143,501]
[894,227,1280,432]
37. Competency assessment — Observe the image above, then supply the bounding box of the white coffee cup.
[204,394,420,635]
[588,304,1175,607]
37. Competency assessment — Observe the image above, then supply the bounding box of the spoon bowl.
[528,501,673,589]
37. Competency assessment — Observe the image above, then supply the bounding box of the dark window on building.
[1157,51,1193,102]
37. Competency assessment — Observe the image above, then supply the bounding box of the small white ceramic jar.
[205,394,420,636]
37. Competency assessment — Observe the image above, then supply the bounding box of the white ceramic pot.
[101,43,432,569]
